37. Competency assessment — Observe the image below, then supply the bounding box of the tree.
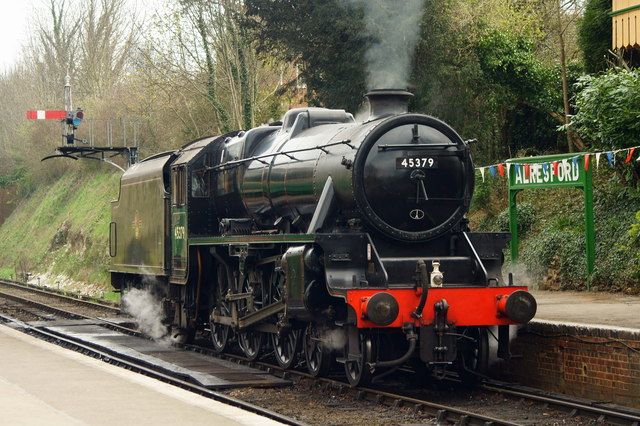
[179,0,232,132]
[27,0,82,107]
[77,0,137,98]
[473,30,557,158]
[134,0,292,147]
[571,69,640,150]
[577,0,612,73]
[244,0,367,113]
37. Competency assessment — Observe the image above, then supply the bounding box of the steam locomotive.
[109,90,536,386]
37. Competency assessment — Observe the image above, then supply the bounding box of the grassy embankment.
[0,166,121,298]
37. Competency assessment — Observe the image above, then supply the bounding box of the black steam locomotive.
[109,90,536,386]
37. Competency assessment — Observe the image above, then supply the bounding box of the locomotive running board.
[212,300,285,330]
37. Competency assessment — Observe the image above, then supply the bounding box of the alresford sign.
[505,153,595,288]
[509,156,585,188]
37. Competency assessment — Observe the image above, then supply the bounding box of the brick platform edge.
[507,321,640,409]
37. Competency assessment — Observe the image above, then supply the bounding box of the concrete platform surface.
[531,289,640,330]
[0,324,284,426]
[39,321,289,389]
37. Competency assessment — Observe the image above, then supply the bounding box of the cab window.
[191,155,210,198]
[171,167,186,206]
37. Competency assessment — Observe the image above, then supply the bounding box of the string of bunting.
[475,145,639,182]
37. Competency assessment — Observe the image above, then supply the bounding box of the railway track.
[2,279,639,425]
[0,278,121,318]
[189,342,640,426]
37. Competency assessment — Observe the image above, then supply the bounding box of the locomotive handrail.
[377,143,458,151]
[462,232,489,285]
[206,139,355,171]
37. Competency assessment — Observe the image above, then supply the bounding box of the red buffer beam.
[26,110,68,120]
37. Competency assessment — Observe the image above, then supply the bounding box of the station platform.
[510,289,640,409]
[530,289,640,330]
[0,324,284,425]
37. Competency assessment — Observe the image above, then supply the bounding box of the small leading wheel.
[272,328,301,369]
[344,331,374,387]
[304,322,332,377]
[457,326,489,386]
[211,262,232,353]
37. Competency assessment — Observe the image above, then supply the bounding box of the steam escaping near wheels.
[121,288,168,342]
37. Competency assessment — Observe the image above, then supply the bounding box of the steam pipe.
[411,260,429,319]
[367,324,417,371]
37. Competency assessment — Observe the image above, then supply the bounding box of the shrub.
[495,202,535,234]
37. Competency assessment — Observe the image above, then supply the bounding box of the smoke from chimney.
[343,0,426,90]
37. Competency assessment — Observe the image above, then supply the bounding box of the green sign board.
[506,153,595,288]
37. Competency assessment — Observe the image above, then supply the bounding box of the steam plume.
[122,288,168,340]
[343,0,426,89]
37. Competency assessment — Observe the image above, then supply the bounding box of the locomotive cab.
[169,137,219,283]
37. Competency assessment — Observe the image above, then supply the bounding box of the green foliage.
[471,177,493,211]
[0,168,26,189]
[469,28,568,160]
[521,229,586,287]
[571,69,640,150]
[628,211,640,242]
[577,0,613,74]
[470,168,640,292]
[244,0,367,112]
[495,202,535,234]
[475,30,549,103]
[0,168,120,288]
[0,268,15,279]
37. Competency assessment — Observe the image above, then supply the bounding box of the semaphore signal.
[26,75,138,171]
[26,110,68,120]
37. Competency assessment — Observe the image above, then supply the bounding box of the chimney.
[364,89,413,120]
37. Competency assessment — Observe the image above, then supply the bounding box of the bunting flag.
[474,144,640,179]
[626,148,635,163]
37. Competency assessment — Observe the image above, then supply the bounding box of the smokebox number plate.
[396,157,438,169]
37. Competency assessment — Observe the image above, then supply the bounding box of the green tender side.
[110,155,171,276]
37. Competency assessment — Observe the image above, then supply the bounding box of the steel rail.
[482,383,640,425]
[0,316,304,426]
[183,344,521,426]
[0,290,139,336]
[3,280,638,424]
[0,278,120,314]
[184,340,640,426]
